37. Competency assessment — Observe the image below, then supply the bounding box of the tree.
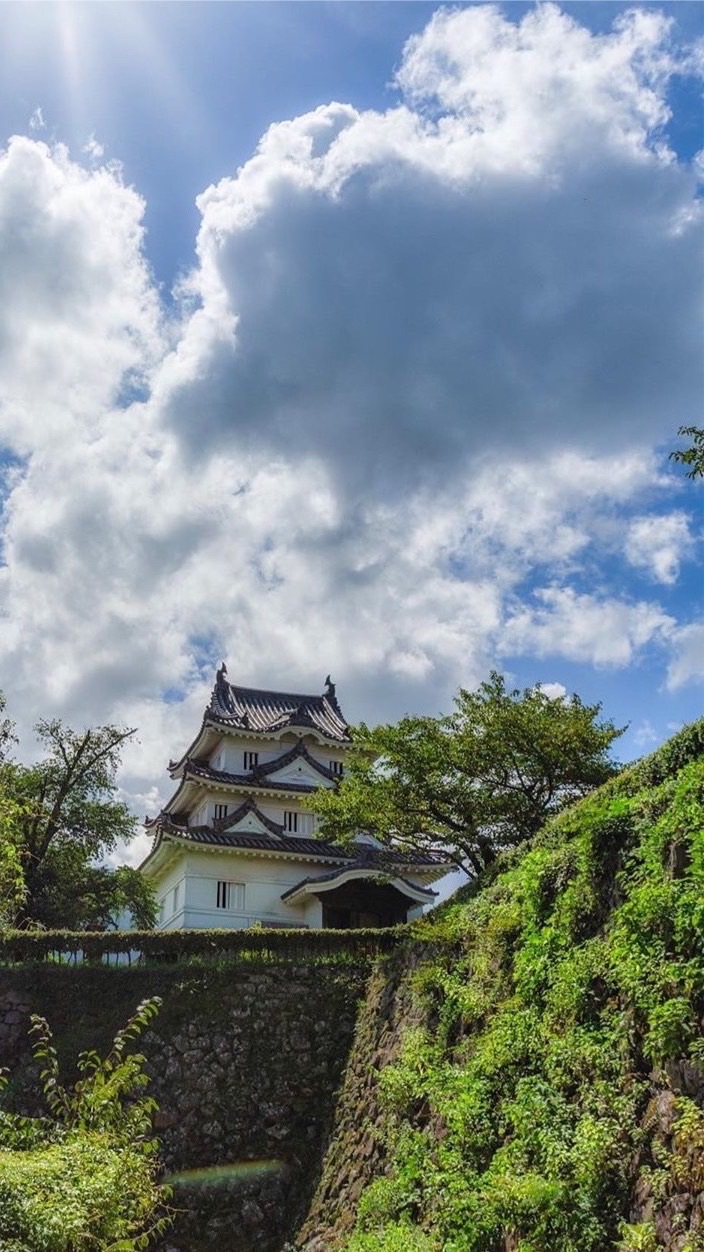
[0,795,28,928]
[0,711,156,930]
[669,425,703,480]
[311,672,624,876]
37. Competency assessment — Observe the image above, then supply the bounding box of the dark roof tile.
[209,666,350,742]
[151,815,448,868]
[185,760,322,795]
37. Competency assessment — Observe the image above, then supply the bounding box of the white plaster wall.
[150,846,445,932]
[210,740,281,772]
[155,858,188,930]
[174,849,336,930]
[303,896,323,928]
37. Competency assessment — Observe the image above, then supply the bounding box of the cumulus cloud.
[157,3,701,501]
[500,586,674,667]
[0,4,701,836]
[82,134,105,161]
[665,622,705,691]
[537,682,568,701]
[624,511,695,583]
[0,136,163,453]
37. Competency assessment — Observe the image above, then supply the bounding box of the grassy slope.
[345,722,703,1252]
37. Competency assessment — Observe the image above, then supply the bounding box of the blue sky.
[0,1,701,843]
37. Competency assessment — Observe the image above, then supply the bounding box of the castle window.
[283,810,299,833]
[244,751,259,770]
[172,883,180,914]
[214,803,229,821]
[216,881,245,910]
[329,760,344,776]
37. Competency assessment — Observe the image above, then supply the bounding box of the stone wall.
[294,945,427,1251]
[0,960,368,1252]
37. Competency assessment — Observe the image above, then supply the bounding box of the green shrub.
[346,1219,439,1251]
[345,724,703,1251]
[0,1133,161,1251]
[0,925,405,967]
[0,998,170,1251]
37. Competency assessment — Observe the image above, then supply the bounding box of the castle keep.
[141,665,450,929]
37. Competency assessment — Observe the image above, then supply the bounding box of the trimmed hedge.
[0,925,408,966]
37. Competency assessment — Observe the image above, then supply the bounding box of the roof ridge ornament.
[324,674,335,699]
[213,660,238,716]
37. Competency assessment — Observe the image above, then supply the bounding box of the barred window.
[329,760,344,776]
[244,751,259,770]
[214,803,229,821]
[283,810,299,833]
[216,881,245,910]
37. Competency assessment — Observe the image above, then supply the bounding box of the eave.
[169,717,351,778]
[140,829,355,879]
[281,868,437,906]
[160,768,334,818]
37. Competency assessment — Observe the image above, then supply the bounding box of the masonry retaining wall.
[0,960,368,1252]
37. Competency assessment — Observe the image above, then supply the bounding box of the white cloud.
[537,682,568,701]
[665,622,704,691]
[156,5,701,501]
[28,107,45,132]
[500,587,674,667]
[82,134,105,161]
[624,511,695,583]
[0,5,700,845]
[0,136,163,453]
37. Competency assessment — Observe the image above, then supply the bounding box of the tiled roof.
[184,760,323,795]
[153,817,351,860]
[149,814,448,868]
[208,665,350,742]
[255,740,336,781]
[215,796,284,838]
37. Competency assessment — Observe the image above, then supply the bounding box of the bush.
[0,998,170,1251]
[0,1133,162,1251]
[346,1220,439,1251]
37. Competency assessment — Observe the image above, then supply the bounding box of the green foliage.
[0,706,156,931]
[345,724,703,1251]
[0,998,169,1251]
[669,425,704,479]
[0,1133,163,1252]
[0,796,28,928]
[0,924,405,966]
[312,672,622,875]
[346,1219,439,1251]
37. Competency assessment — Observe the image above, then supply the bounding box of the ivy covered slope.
[348,721,703,1252]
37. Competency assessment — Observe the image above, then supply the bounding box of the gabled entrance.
[319,881,414,929]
